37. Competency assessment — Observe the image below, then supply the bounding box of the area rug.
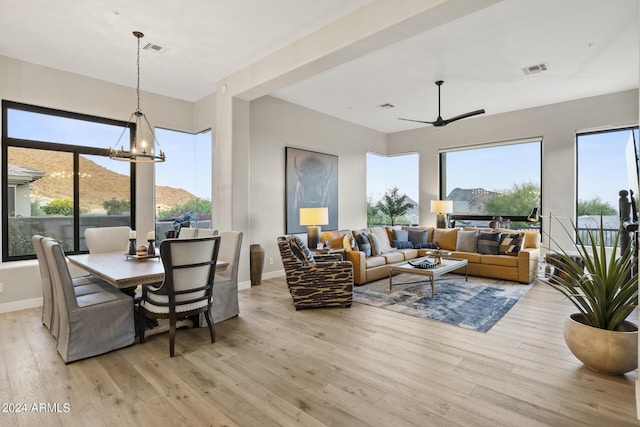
[353,274,532,332]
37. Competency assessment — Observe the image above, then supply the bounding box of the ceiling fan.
[399,80,485,127]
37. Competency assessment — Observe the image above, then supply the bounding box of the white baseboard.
[0,297,42,314]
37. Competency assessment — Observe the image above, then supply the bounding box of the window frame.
[438,137,543,226]
[2,100,137,261]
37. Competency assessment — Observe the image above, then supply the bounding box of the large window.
[366,152,419,226]
[577,127,639,245]
[440,139,541,227]
[2,101,134,260]
[154,128,212,240]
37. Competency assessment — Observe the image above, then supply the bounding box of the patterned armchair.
[277,235,353,310]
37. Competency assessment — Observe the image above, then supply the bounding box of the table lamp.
[300,207,329,249]
[431,200,453,228]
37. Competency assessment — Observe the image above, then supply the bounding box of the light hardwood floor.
[1,277,638,426]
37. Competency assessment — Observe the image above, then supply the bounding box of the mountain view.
[9,147,195,213]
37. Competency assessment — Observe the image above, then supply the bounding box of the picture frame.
[285,147,338,234]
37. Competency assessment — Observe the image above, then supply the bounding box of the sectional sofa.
[320,226,540,285]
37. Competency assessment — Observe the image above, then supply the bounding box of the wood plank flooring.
[0,277,638,426]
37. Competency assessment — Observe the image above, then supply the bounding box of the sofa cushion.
[342,235,357,252]
[500,233,524,256]
[371,227,393,253]
[451,251,482,263]
[404,226,434,243]
[356,233,371,256]
[290,236,315,264]
[365,256,386,268]
[397,248,419,260]
[456,230,478,252]
[392,240,414,249]
[480,254,518,267]
[408,229,428,247]
[382,251,404,264]
[416,242,439,249]
[433,228,458,251]
[477,231,501,255]
[368,232,382,256]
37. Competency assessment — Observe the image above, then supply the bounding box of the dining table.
[67,251,228,289]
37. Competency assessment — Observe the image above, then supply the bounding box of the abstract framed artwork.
[285,147,338,234]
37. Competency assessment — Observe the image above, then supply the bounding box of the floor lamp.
[300,207,328,249]
[527,207,557,251]
[431,200,453,228]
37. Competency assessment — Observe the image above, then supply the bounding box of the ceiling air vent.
[522,62,549,75]
[143,43,167,54]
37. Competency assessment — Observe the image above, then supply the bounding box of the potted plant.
[543,216,638,375]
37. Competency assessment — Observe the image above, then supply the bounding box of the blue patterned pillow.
[290,236,315,264]
[391,240,414,249]
[415,242,439,249]
[477,231,501,255]
[356,233,371,257]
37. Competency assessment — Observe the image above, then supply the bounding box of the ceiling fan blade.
[441,109,485,125]
[398,118,436,124]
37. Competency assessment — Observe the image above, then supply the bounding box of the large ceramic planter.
[564,313,638,375]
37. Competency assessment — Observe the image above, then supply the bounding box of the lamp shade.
[527,207,540,222]
[299,207,329,226]
[430,200,453,214]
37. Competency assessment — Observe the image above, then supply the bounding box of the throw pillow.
[290,236,315,264]
[415,242,439,249]
[342,234,352,252]
[500,232,524,256]
[477,231,501,255]
[408,230,428,247]
[391,240,414,249]
[371,227,393,253]
[356,233,371,257]
[524,230,540,249]
[433,228,458,251]
[456,230,478,253]
[368,232,382,256]
[392,229,409,243]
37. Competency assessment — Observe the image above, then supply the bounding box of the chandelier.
[110,31,165,163]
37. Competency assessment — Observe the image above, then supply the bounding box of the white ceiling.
[0,0,637,134]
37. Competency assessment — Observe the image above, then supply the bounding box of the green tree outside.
[157,197,212,221]
[367,197,386,227]
[42,199,74,216]
[483,182,540,216]
[577,197,616,216]
[103,198,131,215]
[376,187,414,226]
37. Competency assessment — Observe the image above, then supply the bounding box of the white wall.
[388,89,639,252]
[0,56,193,311]
[249,96,386,276]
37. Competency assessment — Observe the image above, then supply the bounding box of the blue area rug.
[353,274,532,332]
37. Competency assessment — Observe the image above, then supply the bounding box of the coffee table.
[388,257,468,296]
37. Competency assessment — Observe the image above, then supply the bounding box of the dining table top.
[68,251,228,289]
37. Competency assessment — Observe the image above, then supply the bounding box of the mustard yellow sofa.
[321,226,540,285]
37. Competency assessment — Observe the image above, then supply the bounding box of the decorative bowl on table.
[426,249,452,264]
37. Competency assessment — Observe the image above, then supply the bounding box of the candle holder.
[147,240,155,256]
[128,239,136,255]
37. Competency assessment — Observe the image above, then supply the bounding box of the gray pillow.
[368,232,382,256]
[456,230,478,253]
[408,230,428,247]
[477,231,501,255]
[356,233,371,256]
[393,229,409,242]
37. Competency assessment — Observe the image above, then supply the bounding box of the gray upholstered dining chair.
[43,239,135,362]
[84,226,132,253]
[211,230,242,323]
[32,235,106,337]
[178,228,218,239]
[138,236,221,357]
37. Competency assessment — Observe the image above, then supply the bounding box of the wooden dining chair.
[43,239,135,362]
[84,226,132,254]
[138,236,221,357]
